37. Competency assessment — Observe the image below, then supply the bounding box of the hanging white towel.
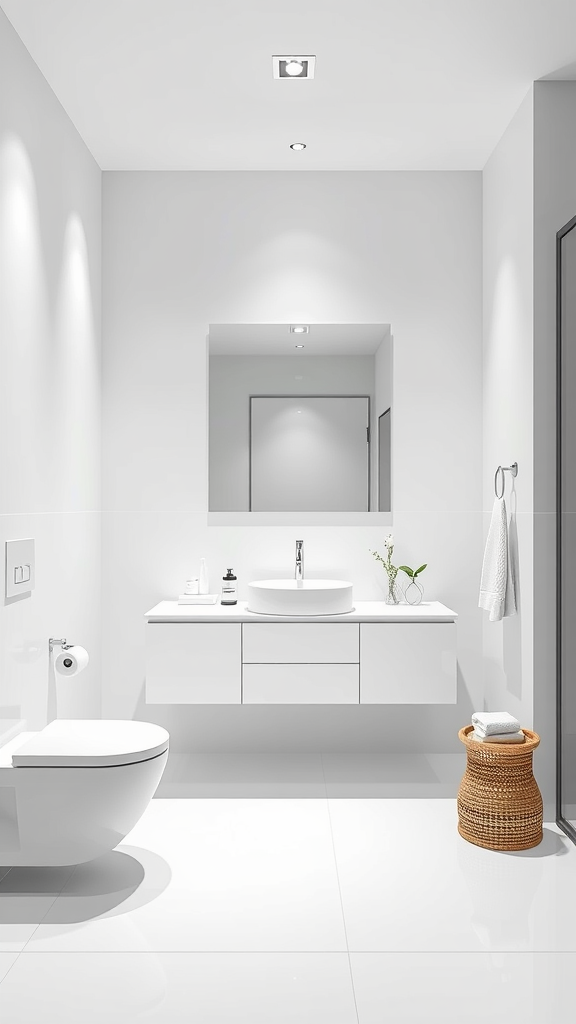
[479,498,516,621]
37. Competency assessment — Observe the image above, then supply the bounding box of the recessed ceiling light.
[290,142,306,151]
[273,55,316,80]
[290,324,309,333]
[295,344,305,349]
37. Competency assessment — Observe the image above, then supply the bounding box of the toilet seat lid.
[11,720,170,767]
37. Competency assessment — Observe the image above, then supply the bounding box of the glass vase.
[384,577,400,605]
[403,577,424,606]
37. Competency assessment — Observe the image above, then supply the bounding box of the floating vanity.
[144,601,458,705]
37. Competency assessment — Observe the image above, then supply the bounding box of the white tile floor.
[0,796,575,1022]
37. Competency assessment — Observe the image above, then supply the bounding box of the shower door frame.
[556,213,576,843]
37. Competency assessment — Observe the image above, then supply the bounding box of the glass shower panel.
[559,217,576,835]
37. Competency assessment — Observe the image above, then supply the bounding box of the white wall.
[482,89,534,732]
[209,354,375,511]
[533,82,576,808]
[0,9,101,735]
[102,170,483,762]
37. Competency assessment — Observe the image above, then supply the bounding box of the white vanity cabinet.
[242,623,358,663]
[360,622,457,703]
[146,623,241,704]
[145,602,457,705]
[242,623,359,704]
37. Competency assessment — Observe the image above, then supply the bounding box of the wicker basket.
[457,726,543,851]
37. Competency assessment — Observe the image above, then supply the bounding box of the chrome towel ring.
[494,462,518,499]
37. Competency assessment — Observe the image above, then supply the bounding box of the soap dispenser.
[221,568,237,606]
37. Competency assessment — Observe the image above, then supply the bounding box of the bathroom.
[0,2,575,1021]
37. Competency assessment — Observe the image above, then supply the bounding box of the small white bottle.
[199,558,209,595]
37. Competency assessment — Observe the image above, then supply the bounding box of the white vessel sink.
[247,579,353,616]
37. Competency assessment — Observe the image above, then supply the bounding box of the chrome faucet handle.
[295,539,304,580]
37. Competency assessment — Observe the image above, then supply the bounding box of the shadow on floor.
[0,846,171,924]
[502,827,570,858]
[155,751,464,798]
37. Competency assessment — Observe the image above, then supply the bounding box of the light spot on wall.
[54,212,100,508]
[226,228,361,321]
[0,133,51,511]
[487,253,531,460]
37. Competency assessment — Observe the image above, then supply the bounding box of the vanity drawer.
[242,623,359,664]
[242,664,359,704]
[360,623,457,703]
[146,623,241,703]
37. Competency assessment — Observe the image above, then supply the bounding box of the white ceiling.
[3,0,576,171]
[209,324,389,355]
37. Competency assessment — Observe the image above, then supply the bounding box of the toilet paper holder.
[49,637,74,654]
[49,637,89,677]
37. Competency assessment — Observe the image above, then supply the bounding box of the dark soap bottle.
[221,568,237,605]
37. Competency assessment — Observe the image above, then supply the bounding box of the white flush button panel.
[5,539,35,598]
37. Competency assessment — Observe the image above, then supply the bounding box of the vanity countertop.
[145,600,457,623]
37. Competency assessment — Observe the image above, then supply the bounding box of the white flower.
[383,534,394,550]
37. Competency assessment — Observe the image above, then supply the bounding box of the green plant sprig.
[398,564,427,579]
[370,543,398,583]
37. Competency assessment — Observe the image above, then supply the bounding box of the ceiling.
[3,0,576,171]
[209,324,389,356]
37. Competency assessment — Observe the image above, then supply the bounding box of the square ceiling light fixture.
[273,55,316,79]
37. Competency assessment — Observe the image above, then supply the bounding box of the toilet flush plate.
[5,539,35,599]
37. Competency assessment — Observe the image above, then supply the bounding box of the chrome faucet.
[295,539,304,582]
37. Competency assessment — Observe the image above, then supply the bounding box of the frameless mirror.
[208,323,392,514]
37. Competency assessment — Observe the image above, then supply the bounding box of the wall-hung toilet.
[0,720,169,867]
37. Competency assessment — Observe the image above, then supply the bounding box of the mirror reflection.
[208,324,392,513]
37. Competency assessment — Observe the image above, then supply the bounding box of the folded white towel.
[472,728,525,744]
[471,711,520,735]
[479,498,516,621]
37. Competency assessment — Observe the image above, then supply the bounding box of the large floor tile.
[29,800,348,952]
[0,952,358,1023]
[329,799,576,951]
[350,951,575,1023]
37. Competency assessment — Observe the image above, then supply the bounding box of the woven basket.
[457,726,543,851]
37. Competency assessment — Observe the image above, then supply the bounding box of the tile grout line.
[0,869,24,988]
[0,867,25,987]
[0,949,22,989]
[16,864,79,954]
[0,864,75,987]
[321,752,361,1024]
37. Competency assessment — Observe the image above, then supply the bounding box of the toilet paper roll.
[54,645,89,677]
